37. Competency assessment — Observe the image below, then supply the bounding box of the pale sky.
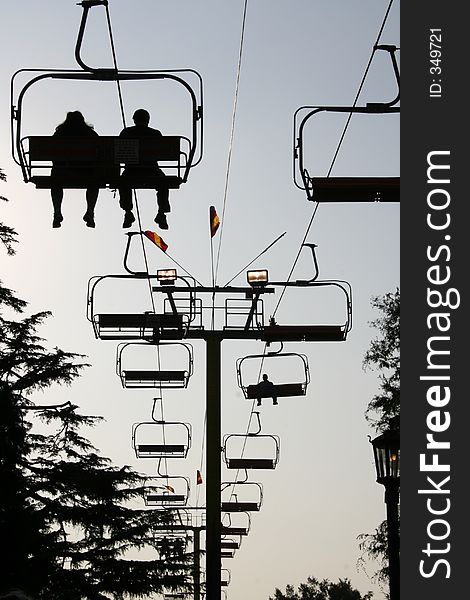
[1,1,399,598]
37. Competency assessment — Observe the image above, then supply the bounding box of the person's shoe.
[52,213,63,228]
[122,211,135,228]
[257,400,262,407]
[83,212,95,228]
[154,212,168,230]
[273,400,278,406]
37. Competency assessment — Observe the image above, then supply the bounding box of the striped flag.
[209,206,220,238]
[196,470,203,485]
[143,230,168,252]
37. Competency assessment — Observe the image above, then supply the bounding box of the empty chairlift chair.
[294,105,399,203]
[221,569,231,587]
[293,46,400,203]
[116,342,194,389]
[132,420,191,459]
[143,475,190,507]
[267,264,353,343]
[221,481,263,513]
[221,512,251,537]
[87,274,188,341]
[221,538,241,551]
[223,413,280,470]
[237,350,310,403]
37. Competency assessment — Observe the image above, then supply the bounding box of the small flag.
[209,206,220,238]
[143,230,168,252]
[165,485,175,494]
[196,470,203,485]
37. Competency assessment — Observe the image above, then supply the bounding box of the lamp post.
[370,428,400,600]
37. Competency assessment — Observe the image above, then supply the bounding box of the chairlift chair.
[87,274,188,341]
[223,413,280,470]
[116,342,194,389]
[132,420,192,459]
[221,511,251,537]
[220,539,241,551]
[293,45,400,203]
[264,282,353,343]
[143,475,190,507]
[221,481,263,513]
[236,350,310,401]
[221,569,231,587]
[11,2,203,194]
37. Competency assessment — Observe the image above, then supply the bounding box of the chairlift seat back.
[26,135,183,189]
[95,313,184,340]
[136,443,186,457]
[122,369,187,387]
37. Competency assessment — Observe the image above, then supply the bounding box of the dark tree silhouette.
[269,576,373,600]
[363,290,400,433]
[0,171,191,598]
[357,289,400,596]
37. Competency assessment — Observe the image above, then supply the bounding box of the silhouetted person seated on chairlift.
[118,108,171,230]
[50,111,99,229]
[255,374,278,406]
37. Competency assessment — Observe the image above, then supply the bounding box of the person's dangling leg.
[51,187,64,228]
[119,181,135,228]
[154,186,170,229]
[83,187,99,228]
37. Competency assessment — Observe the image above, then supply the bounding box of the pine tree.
[363,290,400,433]
[269,576,373,600]
[357,289,400,596]
[1,171,192,598]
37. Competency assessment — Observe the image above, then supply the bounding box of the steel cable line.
[273,0,396,318]
[105,1,155,312]
[327,0,396,177]
[104,3,178,509]
[233,0,397,486]
[214,0,249,285]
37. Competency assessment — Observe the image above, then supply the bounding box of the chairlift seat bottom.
[221,526,249,536]
[262,324,346,342]
[145,494,187,503]
[221,502,259,512]
[95,313,184,340]
[226,458,276,470]
[312,176,399,202]
[246,382,305,399]
[31,175,182,190]
[221,541,240,550]
[136,444,186,456]
[123,370,187,386]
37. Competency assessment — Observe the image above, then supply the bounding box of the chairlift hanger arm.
[371,44,401,108]
[123,232,148,276]
[75,0,110,73]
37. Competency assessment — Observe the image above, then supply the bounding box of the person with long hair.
[50,111,100,228]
